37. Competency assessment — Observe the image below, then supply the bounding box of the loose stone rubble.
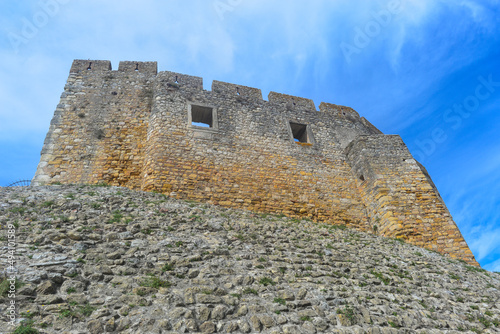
[0,185,499,333]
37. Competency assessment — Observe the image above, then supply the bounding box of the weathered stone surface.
[260,314,276,328]
[1,185,498,334]
[67,229,82,240]
[199,321,216,333]
[249,315,262,331]
[211,305,228,320]
[36,280,57,295]
[87,320,103,334]
[31,59,477,265]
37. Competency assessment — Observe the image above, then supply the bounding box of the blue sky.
[0,0,499,270]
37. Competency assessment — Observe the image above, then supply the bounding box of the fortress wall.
[70,60,112,73]
[118,61,158,75]
[33,60,478,266]
[141,77,381,227]
[85,65,154,189]
[33,60,155,188]
[268,92,317,110]
[212,81,263,101]
[345,135,476,264]
[158,71,204,91]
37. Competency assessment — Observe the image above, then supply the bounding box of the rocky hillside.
[0,185,499,334]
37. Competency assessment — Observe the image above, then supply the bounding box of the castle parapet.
[70,60,112,73]
[319,102,360,118]
[268,92,316,111]
[118,61,158,75]
[157,71,203,91]
[212,80,263,101]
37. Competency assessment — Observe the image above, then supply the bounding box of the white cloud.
[470,229,500,261]
[459,0,490,22]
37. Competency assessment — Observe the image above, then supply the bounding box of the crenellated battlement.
[157,71,204,91]
[319,102,360,118]
[70,60,112,73]
[268,92,316,111]
[212,80,263,101]
[118,61,158,75]
[65,60,368,114]
[70,59,158,75]
[32,60,478,266]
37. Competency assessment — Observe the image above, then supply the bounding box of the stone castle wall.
[32,59,477,265]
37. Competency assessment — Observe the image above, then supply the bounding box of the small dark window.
[191,105,213,128]
[290,122,309,143]
[359,175,365,181]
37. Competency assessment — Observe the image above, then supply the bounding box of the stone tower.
[33,60,478,265]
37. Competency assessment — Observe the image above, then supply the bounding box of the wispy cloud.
[470,228,500,261]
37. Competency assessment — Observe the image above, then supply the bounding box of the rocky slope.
[0,185,499,334]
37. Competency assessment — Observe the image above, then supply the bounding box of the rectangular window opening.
[191,105,213,128]
[290,122,309,143]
